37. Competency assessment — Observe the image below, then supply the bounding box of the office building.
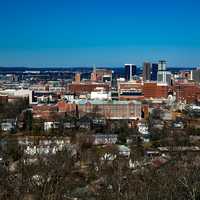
[143,82,169,99]
[143,62,151,82]
[157,60,171,85]
[151,63,158,81]
[125,64,137,81]
[157,71,172,85]
[158,60,166,71]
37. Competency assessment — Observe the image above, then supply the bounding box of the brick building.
[56,100,141,120]
[77,100,141,120]
[143,82,169,99]
[118,81,169,100]
[32,104,59,120]
[118,81,144,100]
[57,101,76,113]
[175,83,200,103]
[67,82,110,95]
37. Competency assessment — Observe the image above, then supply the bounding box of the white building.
[1,119,16,132]
[157,71,171,85]
[90,87,111,100]
[0,89,33,104]
[44,122,60,131]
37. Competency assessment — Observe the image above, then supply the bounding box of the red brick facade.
[143,83,169,98]
[67,83,110,95]
[175,83,200,103]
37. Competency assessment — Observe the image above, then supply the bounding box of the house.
[63,121,76,129]
[92,134,118,145]
[92,118,106,127]
[44,122,60,131]
[137,122,149,135]
[152,119,164,129]
[79,115,92,129]
[118,145,130,157]
[1,119,17,132]
[173,121,184,129]
[137,122,150,143]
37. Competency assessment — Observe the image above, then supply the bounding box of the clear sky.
[0,0,200,67]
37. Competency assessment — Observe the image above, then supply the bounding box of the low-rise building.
[67,82,110,95]
[1,119,17,132]
[92,134,118,145]
[175,83,200,103]
[77,99,141,120]
[44,121,60,131]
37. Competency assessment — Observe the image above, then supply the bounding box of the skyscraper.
[157,71,172,85]
[157,60,171,85]
[124,64,137,81]
[151,63,158,81]
[143,62,151,82]
[158,60,166,71]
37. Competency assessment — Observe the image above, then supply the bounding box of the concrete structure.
[157,71,172,85]
[158,60,166,71]
[151,63,158,81]
[156,60,172,85]
[124,64,137,81]
[90,87,111,100]
[143,62,151,82]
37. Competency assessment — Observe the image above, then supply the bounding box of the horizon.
[0,65,196,70]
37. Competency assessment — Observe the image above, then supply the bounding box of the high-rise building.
[158,60,166,71]
[157,60,171,85]
[151,63,158,81]
[157,71,172,85]
[143,62,151,82]
[124,64,137,81]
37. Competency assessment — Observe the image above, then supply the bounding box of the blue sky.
[0,0,200,67]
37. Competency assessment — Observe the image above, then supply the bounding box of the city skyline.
[0,0,200,67]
